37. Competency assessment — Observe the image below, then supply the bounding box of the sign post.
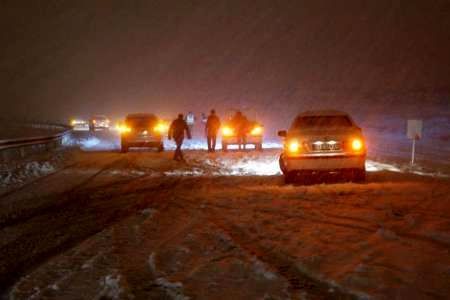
[407,120,423,166]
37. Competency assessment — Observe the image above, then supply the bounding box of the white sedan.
[278,110,366,183]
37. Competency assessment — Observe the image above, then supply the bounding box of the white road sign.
[407,119,423,140]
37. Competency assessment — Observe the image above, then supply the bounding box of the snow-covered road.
[1,146,449,299]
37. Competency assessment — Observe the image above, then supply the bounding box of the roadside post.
[407,119,423,166]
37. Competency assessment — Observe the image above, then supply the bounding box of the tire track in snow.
[0,164,179,293]
[0,156,127,228]
[162,183,357,300]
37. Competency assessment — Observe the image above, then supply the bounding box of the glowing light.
[154,122,169,133]
[250,126,263,136]
[117,125,131,133]
[351,139,363,151]
[288,140,300,153]
[71,119,86,126]
[222,126,234,136]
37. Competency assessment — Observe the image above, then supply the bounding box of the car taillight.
[351,138,364,152]
[288,140,301,153]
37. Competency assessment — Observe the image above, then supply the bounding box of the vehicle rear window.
[126,116,157,128]
[291,116,352,129]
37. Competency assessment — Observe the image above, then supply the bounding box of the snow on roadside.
[0,160,56,188]
[65,135,119,151]
[96,273,123,300]
[366,159,449,178]
[147,252,190,300]
[250,256,277,280]
[154,278,189,300]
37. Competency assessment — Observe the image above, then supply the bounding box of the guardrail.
[0,125,71,161]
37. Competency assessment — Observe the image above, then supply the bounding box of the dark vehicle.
[221,112,263,151]
[278,110,366,183]
[120,113,168,153]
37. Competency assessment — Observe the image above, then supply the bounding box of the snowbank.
[1,160,56,188]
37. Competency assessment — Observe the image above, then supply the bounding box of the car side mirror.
[278,130,287,137]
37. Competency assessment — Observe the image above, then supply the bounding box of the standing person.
[231,111,249,150]
[168,114,192,161]
[205,109,221,152]
[201,112,207,124]
[185,112,196,136]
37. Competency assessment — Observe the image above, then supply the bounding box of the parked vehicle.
[70,118,89,131]
[278,110,366,183]
[119,113,167,153]
[221,111,263,151]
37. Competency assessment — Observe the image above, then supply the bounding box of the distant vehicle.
[221,111,263,151]
[70,118,89,131]
[89,115,110,131]
[119,113,168,153]
[278,110,366,183]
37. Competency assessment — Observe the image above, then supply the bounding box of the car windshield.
[126,116,157,128]
[291,116,353,129]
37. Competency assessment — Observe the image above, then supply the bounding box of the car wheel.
[222,143,228,152]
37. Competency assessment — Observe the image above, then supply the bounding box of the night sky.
[1,0,449,124]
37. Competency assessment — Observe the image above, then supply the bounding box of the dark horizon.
[1,0,449,123]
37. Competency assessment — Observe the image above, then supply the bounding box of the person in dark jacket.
[231,111,248,150]
[168,114,192,161]
[205,109,221,152]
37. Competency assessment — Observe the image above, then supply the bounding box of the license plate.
[312,142,340,151]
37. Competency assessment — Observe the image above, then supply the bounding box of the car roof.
[296,110,350,117]
[126,113,157,119]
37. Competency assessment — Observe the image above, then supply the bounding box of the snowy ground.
[0,149,73,191]
[1,143,449,299]
[67,130,450,177]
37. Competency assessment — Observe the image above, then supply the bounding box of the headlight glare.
[222,127,234,136]
[250,126,263,136]
[154,122,169,133]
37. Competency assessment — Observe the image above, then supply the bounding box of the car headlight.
[222,126,234,136]
[351,138,363,151]
[154,122,169,133]
[71,119,85,126]
[250,126,263,136]
[118,125,132,133]
[288,140,301,153]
